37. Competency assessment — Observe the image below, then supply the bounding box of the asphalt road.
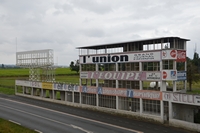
[0,94,192,133]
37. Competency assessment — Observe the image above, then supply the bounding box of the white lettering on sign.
[146,72,161,80]
[88,71,141,80]
[172,93,195,103]
[133,90,161,100]
[102,88,127,96]
[163,92,200,105]
[177,50,186,62]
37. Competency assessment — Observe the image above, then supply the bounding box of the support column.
[116,96,118,110]
[139,62,143,115]
[161,100,164,122]
[169,101,172,119]
[140,99,143,115]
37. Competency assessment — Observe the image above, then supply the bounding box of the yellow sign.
[42,82,53,90]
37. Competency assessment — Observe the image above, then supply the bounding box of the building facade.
[15,37,200,132]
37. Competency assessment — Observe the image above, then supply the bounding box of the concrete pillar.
[116,96,118,110]
[33,88,36,96]
[161,100,164,122]
[60,91,65,101]
[72,91,74,103]
[140,98,143,115]
[41,89,43,98]
[96,94,99,107]
[169,101,172,119]
[173,81,177,92]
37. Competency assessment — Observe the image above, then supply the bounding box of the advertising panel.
[145,72,161,81]
[163,92,200,106]
[162,70,177,80]
[177,50,186,62]
[80,71,161,81]
[15,80,31,86]
[82,71,141,80]
[80,86,162,100]
[53,83,80,92]
[42,82,53,90]
[132,90,162,100]
[81,86,97,94]
[177,71,186,81]
[80,51,161,64]
[80,72,89,78]
[162,50,177,60]
[97,87,127,97]
[31,81,42,88]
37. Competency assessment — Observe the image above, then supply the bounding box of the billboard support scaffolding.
[16,49,55,82]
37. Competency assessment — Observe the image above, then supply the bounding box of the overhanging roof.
[76,36,190,50]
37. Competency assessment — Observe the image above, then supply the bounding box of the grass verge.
[0,118,36,133]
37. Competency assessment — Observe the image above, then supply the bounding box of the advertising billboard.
[80,51,161,64]
[162,70,177,80]
[177,71,186,81]
[80,71,161,81]
[163,92,200,106]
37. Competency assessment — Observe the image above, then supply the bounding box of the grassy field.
[0,118,36,133]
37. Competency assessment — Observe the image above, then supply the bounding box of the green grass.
[0,118,36,133]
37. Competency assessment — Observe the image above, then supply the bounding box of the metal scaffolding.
[16,49,55,82]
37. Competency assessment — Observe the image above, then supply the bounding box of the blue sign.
[177,71,186,81]
[97,87,103,94]
[82,86,87,93]
[127,89,134,98]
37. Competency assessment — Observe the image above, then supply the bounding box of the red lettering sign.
[170,50,176,58]
[163,71,167,79]
[177,50,186,62]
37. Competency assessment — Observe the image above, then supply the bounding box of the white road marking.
[34,129,43,133]
[70,124,93,133]
[9,120,21,125]
[0,97,143,133]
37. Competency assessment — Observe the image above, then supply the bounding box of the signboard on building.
[81,86,97,94]
[80,51,161,64]
[162,50,177,60]
[132,90,162,100]
[81,71,141,80]
[15,80,42,88]
[162,70,177,80]
[177,71,186,81]
[15,80,31,86]
[97,87,127,97]
[80,71,161,81]
[163,92,200,106]
[145,72,161,81]
[177,50,186,62]
[42,82,53,90]
[80,86,162,100]
[162,49,186,62]
[53,83,80,92]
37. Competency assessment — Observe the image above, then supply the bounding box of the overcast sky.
[0,0,200,66]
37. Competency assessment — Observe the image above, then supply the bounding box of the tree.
[187,57,200,91]
[69,60,79,74]
[2,64,4,69]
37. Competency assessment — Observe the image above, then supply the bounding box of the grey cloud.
[80,28,105,37]
[71,0,112,14]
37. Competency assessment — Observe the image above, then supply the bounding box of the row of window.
[81,61,185,71]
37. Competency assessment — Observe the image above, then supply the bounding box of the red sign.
[163,71,167,79]
[177,50,186,62]
[170,50,176,58]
